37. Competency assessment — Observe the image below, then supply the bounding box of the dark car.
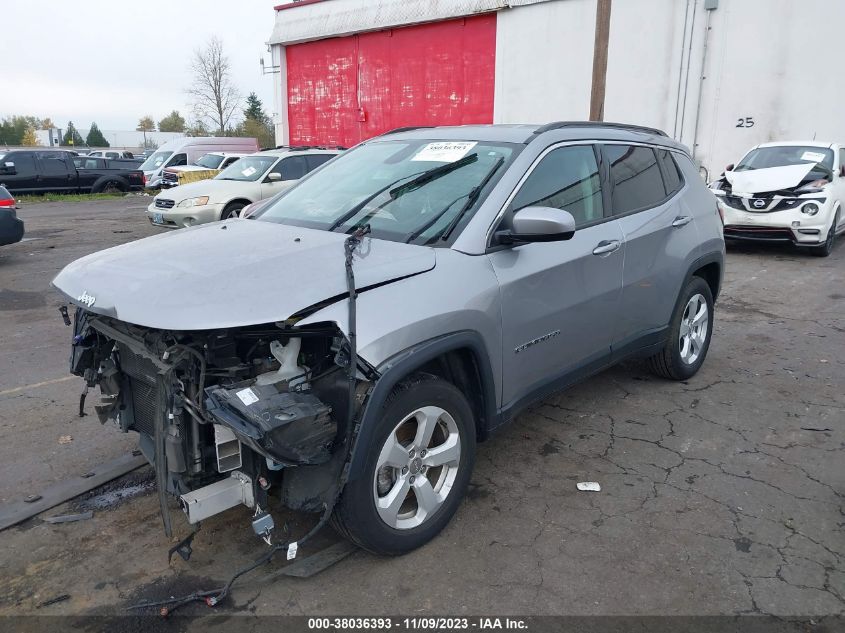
[0,185,24,246]
[0,150,145,195]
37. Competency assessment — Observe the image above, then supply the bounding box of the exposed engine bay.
[68,309,373,542]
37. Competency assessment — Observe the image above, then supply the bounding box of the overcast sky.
[0,0,277,130]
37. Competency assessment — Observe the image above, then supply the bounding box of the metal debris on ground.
[576,482,602,492]
[45,511,93,524]
[37,594,70,608]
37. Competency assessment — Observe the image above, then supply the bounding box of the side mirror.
[266,172,282,182]
[1,161,16,175]
[495,206,576,245]
[725,163,735,172]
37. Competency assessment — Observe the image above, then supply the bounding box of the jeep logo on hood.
[77,291,96,307]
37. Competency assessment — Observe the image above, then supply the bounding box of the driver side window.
[168,153,187,167]
[510,145,603,227]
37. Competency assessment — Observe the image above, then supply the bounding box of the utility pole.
[589,0,612,121]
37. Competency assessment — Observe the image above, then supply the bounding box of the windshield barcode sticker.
[241,166,257,177]
[236,387,259,406]
[412,142,477,163]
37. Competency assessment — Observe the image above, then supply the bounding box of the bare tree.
[187,37,240,134]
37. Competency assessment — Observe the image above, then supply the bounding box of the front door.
[487,144,624,409]
[261,156,308,198]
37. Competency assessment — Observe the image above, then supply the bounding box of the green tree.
[21,127,41,146]
[158,110,186,133]
[61,121,85,146]
[85,121,110,147]
[0,115,41,145]
[236,117,274,149]
[40,117,55,130]
[243,92,268,123]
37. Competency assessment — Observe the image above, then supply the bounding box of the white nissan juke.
[711,141,845,256]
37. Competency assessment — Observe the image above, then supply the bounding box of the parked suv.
[53,123,723,556]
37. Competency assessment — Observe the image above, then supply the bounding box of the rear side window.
[39,154,71,176]
[306,154,333,172]
[605,145,666,214]
[510,145,604,227]
[168,153,188,167]
[274,156,308,180]
[657,150,684,196]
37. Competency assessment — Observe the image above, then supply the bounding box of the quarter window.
[606,145,666,214]
[656,150,684,196]
[509,145,603,227]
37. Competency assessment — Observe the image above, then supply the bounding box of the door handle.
[592,239,621,255]
[672,215,692,228]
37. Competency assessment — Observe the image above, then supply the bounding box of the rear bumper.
[0,214,24,246]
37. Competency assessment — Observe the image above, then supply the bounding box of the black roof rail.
[530,121,669,138]
[381,126,433,136]
[274,145,347,151]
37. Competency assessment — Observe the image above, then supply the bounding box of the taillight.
[142,174,147,185]
[0,198,15,207]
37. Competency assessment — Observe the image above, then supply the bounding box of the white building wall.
[270,0,845,176]
[493,0,596,124]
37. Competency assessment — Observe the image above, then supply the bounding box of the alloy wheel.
[372,405,461,530]
[679,293,709,365]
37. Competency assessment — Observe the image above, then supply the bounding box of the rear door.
[487,143,624,409]
[37,152,76,191]
[603,144,696,355]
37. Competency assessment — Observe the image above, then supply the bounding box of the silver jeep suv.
[53,122,724,557]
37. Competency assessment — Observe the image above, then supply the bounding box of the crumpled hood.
[154,178,236,203]
[725,163,815,194]
[52,220,436,330]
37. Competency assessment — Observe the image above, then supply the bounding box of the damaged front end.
[68,309,373,540]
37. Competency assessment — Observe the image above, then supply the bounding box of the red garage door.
[286,14,497,147]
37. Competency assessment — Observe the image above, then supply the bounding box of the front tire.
[331,374,476,555]
[810,211,839,257]
[647,277,714,380]
[220,202,245,220]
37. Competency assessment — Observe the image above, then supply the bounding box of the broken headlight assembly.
[801,202,821,216]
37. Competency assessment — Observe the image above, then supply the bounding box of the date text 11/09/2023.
[307,618,529,630]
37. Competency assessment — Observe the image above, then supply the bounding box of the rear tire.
[93,179,126,194]
[331,374,476,555]
[647,277,714,380]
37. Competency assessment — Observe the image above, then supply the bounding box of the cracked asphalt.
[0,198,842,619]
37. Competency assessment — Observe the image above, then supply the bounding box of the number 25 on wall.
[736,117,755,128]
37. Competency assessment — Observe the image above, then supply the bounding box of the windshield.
[196,154,225,169]
[140,150,173,171]
[215,155,276,181]
[736,146,834,173]
[257,140,517,245]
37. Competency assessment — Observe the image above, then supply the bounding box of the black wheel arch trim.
[346,330,497,482]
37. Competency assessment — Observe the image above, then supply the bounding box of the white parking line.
[0,375,75,396]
